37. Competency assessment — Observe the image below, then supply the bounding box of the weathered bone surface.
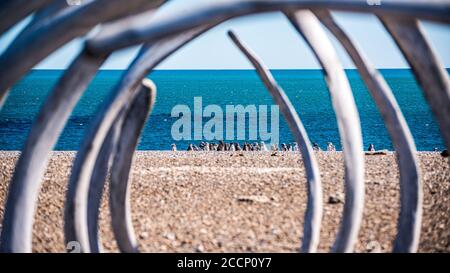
[315,9,422,253]
[0,0,448,254]
[228,30,323,253]
[109,80,156,253]
[286,10,364,253]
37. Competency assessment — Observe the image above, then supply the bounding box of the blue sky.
[1,0,449,69]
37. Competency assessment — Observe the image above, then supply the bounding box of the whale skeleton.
[0,0,449,253]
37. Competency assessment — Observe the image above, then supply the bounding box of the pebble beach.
[0,151,448,253]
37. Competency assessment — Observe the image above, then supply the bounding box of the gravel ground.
[0,151,448,253]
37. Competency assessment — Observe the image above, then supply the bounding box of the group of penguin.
[172,140,384,152]
[172,141,296,152]
[170,141,348,152]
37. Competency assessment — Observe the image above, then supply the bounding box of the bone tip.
[227,30,236,39]
[142,78,156,93]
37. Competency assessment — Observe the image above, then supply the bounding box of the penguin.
[253,142,260,151]
[293,143,299,151]
[368,144,375,152]
[327,142,336,152]
[235,143,242,151]
[312,142,321,151]
[225,143,230,151]
[187,144,194,151]
[281,143,287,151]
[229,143,236,151]
[171,144,177,152]
[217,140,225,151]
[260,141,268,151]
[204,142,210,151]
[271,144,279,151]
[199,142,206,150]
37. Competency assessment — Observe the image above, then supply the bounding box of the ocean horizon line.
[30,68,450,71]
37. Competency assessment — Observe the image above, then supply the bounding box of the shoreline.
[0,150,444,154]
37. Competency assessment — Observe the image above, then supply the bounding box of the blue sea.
[0,69,446,151]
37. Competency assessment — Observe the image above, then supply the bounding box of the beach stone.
[237,195,271,204]
[366,241,382,253]
[328,194,343,204]
[164,232,176,241]
[194,244,205,253]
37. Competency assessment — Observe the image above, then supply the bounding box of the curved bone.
[65,80,155,253]
[0,49,107,253]
[65,25,210,253]
[86,0,450,55]
[109,80,156,253]
[88,78,155,254]
[315,10,422,253]
[381,17,450,154]
[228,30,323,253]
[286,10,364,253]
[380,16,448,252]
[0,0,53,35]
[86,82,154,253]
[0,0,165,106]
[87,122,122,253]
